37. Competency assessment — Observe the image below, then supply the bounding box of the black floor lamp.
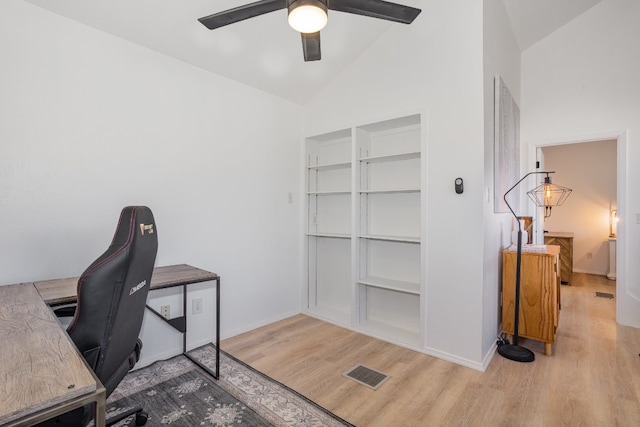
[498,171,572,362]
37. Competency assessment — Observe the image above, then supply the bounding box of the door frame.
[528,130,626,322]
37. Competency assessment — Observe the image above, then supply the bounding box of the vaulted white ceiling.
[23,0,603,105]
[501,0,603,50]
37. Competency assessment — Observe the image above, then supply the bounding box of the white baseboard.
[136,310,302,369]
[422,345,487,372]
[304,311,488,372]
[222,309,302,340]
[572,268,608,276]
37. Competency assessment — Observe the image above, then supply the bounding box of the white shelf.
[359,151,421,164]
[308,161,351,171]
[358,276,420,295]
[359,188,420,194]
[307,190,351,195]
[359,234,420,243]
[307,232,351,239]
[359,319,421,348]
[358,115,421,133]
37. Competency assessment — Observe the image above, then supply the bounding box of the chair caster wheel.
[135,411,148,426]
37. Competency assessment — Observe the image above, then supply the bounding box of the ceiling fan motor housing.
[287,0,328,15]
[287,0,328,33]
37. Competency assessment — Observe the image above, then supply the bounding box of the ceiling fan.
[198,0,421,62]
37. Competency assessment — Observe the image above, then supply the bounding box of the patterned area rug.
[104,344,353,426]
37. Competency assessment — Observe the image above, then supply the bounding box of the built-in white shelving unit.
[305,129,353,325]
[304,114,424,349]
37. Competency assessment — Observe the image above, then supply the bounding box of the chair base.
[107,406,147,426]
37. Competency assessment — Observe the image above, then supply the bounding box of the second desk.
[34,264,221,379]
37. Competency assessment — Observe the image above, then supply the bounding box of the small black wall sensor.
[455,177,464,194]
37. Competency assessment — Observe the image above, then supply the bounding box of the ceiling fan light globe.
[288,2,328,33]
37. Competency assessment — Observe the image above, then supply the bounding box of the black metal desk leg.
[146,276,220,380]
[182,277,220,380]
[216,277,220,380]
[182,284,187,355]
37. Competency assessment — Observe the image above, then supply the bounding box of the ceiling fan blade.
[328,0,421,24]
[302,32,321,62]
[198,0,286,30]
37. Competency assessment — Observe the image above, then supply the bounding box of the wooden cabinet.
[502,245,561,356]
[544,232,574,285]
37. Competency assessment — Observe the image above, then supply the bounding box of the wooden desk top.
[34,264,219,306]
[0,283,98,424]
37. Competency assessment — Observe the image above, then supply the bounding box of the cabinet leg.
[544,342,552,356]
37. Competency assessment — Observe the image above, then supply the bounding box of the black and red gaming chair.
[40,206,158,426]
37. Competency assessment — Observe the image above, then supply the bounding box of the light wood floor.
[222,274,640,426]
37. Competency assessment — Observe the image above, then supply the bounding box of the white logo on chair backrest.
[130,280,147,295]
[139,223,154,236]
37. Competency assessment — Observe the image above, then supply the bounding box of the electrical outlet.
[193,298,203,315]
[161,305,170,319]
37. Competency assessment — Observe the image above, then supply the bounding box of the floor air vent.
[343,365,390,390]
[595,291,614,299]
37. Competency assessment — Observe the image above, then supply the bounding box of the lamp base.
[497,343,535,362]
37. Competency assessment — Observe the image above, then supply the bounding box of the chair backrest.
[67,206,158,393]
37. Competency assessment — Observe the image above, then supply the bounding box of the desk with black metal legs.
[34,264,221,380]
[140,264,220,380]
[0,283,106,427]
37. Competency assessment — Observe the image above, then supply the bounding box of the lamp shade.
[526,175,572,208]
[288,0,328,33]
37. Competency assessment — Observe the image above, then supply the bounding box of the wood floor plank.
[222,273,640,426]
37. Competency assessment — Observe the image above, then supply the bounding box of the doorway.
[531,131,626,322]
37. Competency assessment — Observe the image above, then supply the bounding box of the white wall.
[0,0,303,365]
[305,0,488,368]
[482,0,521,358]
[521,0,640,326]
[542,140,617,275]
